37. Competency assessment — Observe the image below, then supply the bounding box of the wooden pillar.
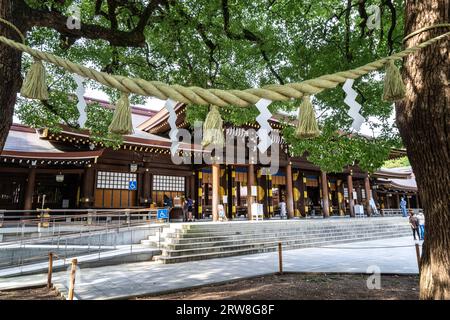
[256,168,268,217]
[407,195,411,209]
[355,184,361,205]
[23,167,36,211]
[285,163,294,219]
[416,193,420,208]
[142,169,151,204]
[321,171,330,218]
[395,194,400,209]
[267,173,274,217]
[81,165,95,208]
[220,166,228,218]
[364,176,372,216]
[227,166,233,219]
[293,169,305,217]
[189,173,195,199]
[230,166,237,219]
[347,174,355,217]
[196,170,203,219]
[212,163,220,221]
[337,179,345,216]
[247,164,255,220]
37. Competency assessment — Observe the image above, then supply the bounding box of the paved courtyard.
[0,236,420,300]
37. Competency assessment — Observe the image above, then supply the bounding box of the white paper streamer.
[71,74,87,128]
[255,98,273,153]
[165,99,179,156]
[343,79,365,131]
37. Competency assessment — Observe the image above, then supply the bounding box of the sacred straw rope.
[403,23,450,42]
[0,18,25,44]
[0,24,448,107]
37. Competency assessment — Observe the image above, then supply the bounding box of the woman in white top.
[279,199,287,219]
[417,212,425,240]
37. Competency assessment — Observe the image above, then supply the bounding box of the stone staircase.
[141,217,410,264]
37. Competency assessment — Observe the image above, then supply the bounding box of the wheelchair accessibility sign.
[157,208,169,220]
[128,181,137,190]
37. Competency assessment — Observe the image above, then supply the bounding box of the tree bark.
[396,0,450,300]
[0,0,25,151]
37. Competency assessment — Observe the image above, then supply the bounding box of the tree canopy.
[15,0,405,172]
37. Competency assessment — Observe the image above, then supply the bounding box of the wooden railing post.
[278,242,283,274]
[68,258,78,300]
[47,252,54,288]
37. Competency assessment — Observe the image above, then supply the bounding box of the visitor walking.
[400,197,408,217]
[181,196,188,222]
[187,196,194,222]
[417,211,425,240]
[163,194,172,209]
[279,198,287,219]
[408,210,420,241]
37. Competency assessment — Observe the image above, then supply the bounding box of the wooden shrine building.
[0,99,420,219]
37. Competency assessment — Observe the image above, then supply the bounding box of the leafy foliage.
[15,0,406,171]
[383,156,410,168]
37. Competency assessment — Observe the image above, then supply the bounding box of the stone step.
[151,218,411,263]
[179,219,407,231]
[154,234,406,264]
[163,229,410,250]
[164,224,410,240]
[176,219,407,228]
[160,230,410,257]
[167,224,409,240]
[179,221,406,231]
[145,226,409,246]
[141,226,410,248]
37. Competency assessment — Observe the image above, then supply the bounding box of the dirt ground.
[0,273,419,300]
[135,273,420,300]
[0,286,63,300]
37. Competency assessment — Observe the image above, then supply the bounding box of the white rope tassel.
[165,99,179,156]
[343,79,365,131]
[255,98,273,153]
[72,74,87,128]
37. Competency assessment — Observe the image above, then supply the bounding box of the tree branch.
[383,0,397,55]
[21,0,168,47]
[41,100,80,129]
[358,0,368,38]
[221,0,284,84]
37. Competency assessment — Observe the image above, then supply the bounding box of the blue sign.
[157,208,169,220]
[128,181,137,190]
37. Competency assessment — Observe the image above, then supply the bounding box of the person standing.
[279,198,287,219]
[181,196,189,222]
[417,211,425,240]
[400,197,408,217]
[187,196,194,222]
[163,194,172,208]
[408,210,420,240]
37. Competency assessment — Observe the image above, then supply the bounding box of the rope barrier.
[0,16,448,108]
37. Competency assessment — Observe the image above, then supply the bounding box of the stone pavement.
[0,236,420,299]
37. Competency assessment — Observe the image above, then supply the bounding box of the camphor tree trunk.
[396,0,450,299]
[0,0,24,150]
